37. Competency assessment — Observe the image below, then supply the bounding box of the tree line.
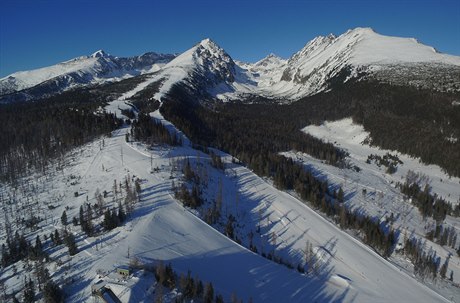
[0,96,122,184]
[160,88,397,257]
[166,80,460,177]
[399,170,459,222]
[147,261,246,303]
[130,112,181,146]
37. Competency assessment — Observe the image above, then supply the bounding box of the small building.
[91,280,107,294]
[92,280,121,303]
[116,265,131,277]
[92,286,121,303]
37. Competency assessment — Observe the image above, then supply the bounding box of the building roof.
[91,280,107,292]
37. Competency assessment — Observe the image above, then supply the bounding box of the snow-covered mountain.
[2,27,460,104]
[150,27,460,103]
[0,50,176,101]
[146,38,243,102]
[214,27,460,101]
[273,27,460,98]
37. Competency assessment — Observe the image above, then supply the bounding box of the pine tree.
[154,284,163,303]
[64,232,77,256]
[113,179,118,202]
[216,178,223,213]
[203,282,214,303]
[43,280,64,303]
[23,278,35,303]
[61,210,67,226]
[1,244,8,267]
[79,206,85,229]
[86,204,94,235]
[440,258,449,279]
[95,188,104,215]
[304,240,314,273]
[195,278,203,297]
[103,209,113,231]
[337,187,344,203]
[33,235,43,259]
[34,259,50,289]
[135,179,141,194]
[0,280,7,303]
[54,230,62,245]
[225,216,234,239]
[215,294,224,303]
[118,201,126,223]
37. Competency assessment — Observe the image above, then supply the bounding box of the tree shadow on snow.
[163,248,354,303]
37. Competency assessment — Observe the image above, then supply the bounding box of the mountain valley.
[1,27,460,302]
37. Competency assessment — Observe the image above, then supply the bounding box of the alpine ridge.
[146,38,240,102]
[155,27,460,102]
[220,27,460,101]
[1,27,459,104]
[0,51,176,102]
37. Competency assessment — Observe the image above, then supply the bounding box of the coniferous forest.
[0,74,458,301]
[161,83,398,257]
[0,94,122,184]
[163,79,460,177]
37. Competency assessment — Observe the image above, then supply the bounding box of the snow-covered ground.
[274,117,460,298]
[303,118,460,205]
[1,79,459,302]
[0,126,357,302]
[0,119,454,302]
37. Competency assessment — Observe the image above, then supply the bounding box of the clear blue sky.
[1,0,459,77]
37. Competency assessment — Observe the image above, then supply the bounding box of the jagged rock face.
[278,27,457,98]
[220,27,460,102]
[143,38,242,102]
[252,54,287,72]
[192,39,236,85]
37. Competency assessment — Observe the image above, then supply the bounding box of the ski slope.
[1,79,457,301]
[64,122,449,302]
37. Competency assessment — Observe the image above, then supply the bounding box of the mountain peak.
[197,38,225,54]
[199,38,215,46]
[190,38,233,65]
[253,53,286,69]
[91,49,111,58]
[345,27,376,35]
[266,53,280,59]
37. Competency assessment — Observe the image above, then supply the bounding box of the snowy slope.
[0,119,449,302]
[301,118,460,206]
[242,53,287,85]
[274,118,460,300]
[3,28,459,104]
[146,38,240,102]
[273,27,460,98]
[0,50,175,100]
[1,79,457,302]
[213,27,460,101]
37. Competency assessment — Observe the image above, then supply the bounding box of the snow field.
[1,78,458,302]
[291,117,460,300]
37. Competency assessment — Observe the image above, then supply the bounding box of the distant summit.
[2,27,459,103]
[91,49,111,58]
[0,51,176,102]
